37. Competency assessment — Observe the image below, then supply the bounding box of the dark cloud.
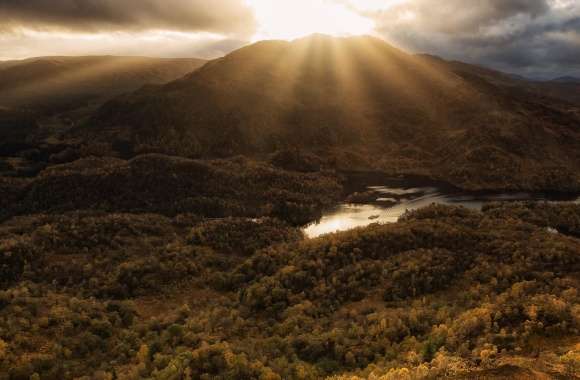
[400,0,550,34]
[0,0,256,35]
[371,0,580,78]
[0,0,578,78]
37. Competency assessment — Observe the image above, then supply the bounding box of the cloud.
[368,0,580,78]
[0,0,578,78]
[0,30,249,60]
[0,0,256,36]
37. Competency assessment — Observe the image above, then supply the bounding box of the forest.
[1,191,579,378]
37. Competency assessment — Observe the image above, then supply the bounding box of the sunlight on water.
[304,185,580,238]
[304,204,398,238]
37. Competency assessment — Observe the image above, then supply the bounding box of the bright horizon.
[0,0,578,78]
[245,0,377,41]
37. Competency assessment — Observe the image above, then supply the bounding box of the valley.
[0,34,579,380]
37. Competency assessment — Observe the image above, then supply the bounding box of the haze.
[0,0,579,78]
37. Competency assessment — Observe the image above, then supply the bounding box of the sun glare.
[245,0,375,41]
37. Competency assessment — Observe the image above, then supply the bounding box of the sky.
[0,0,579,79]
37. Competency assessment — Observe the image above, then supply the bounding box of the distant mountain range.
[0,56,206,113]
[550,76,580,83]
[86,35,580,192]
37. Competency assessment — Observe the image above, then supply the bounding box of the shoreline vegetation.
[3,151,580,235]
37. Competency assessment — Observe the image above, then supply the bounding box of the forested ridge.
[0,154,341,225]
[1,200,579,379]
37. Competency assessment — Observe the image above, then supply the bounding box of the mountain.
[551,76,580,83]
[90,35,580,192]
[0,56,206,113]
[532,78,580,106]
[0,56,206,159]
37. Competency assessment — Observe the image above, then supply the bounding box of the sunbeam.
[245,0,375,41]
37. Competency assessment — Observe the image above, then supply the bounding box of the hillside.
[0,154,341,225]
[89,35,580,192]
[1,201,579,379]
[0,56,206,113]
[532,81,580,107]
[551,76,580,84]
[0,56,207,171]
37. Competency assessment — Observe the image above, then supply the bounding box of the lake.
[304,181,580,238]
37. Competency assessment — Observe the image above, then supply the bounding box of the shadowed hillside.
[534,81,580,106]
[0,154,341,225]
[0,56,206,113]
[90,35,580,192]
[0,56,207,174]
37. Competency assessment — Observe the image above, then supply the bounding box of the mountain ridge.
[0,55,207,112]
[87,35,580,192]
[551,76,580,83]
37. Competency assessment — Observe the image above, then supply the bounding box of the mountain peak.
[292,33,390,46]
[216,34,406,70]
[294,32,336,41]
[91,34,580,193]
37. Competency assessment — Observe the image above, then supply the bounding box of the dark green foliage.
[0,236,38,288]
[0,160,11,172]
[382,248,465,301]
[270,149,323,173]
[483,201,580,237]
[0,204,579,379]
[0,177,25,211]
[0,154,341,225]
[190,218,303,256]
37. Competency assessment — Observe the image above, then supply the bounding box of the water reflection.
[304,185,580,238]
